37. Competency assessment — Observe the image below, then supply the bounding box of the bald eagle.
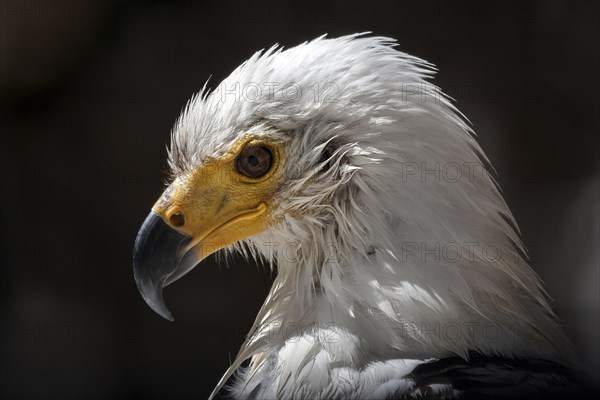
[133,34,591,399]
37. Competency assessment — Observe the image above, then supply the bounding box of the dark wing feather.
[404,355,597,400]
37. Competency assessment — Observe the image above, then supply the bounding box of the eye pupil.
[236,146,273,178]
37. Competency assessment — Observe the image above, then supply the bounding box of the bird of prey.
[133,34,592,399]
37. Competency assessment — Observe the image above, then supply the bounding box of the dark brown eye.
[236,146,273,178]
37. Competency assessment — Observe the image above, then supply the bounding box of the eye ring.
[236,145,273,178]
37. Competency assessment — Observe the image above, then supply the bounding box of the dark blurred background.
[0,0,598,398]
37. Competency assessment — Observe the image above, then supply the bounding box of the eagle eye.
[236,146,273,178]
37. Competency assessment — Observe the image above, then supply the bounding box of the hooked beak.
[133,211,196,321]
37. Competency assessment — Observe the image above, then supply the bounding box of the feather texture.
[168,34,581,399]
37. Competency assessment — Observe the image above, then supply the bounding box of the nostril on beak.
[169,211,185,227]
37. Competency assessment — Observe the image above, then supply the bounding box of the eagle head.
[133,35,576,386]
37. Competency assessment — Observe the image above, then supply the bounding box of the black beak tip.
[133,211,190,322]
[133,272,175,322]
[143,296,175,321]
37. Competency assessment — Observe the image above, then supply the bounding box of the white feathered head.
[133,34,576,381]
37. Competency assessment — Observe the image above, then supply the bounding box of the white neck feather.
[215,166,578,397]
